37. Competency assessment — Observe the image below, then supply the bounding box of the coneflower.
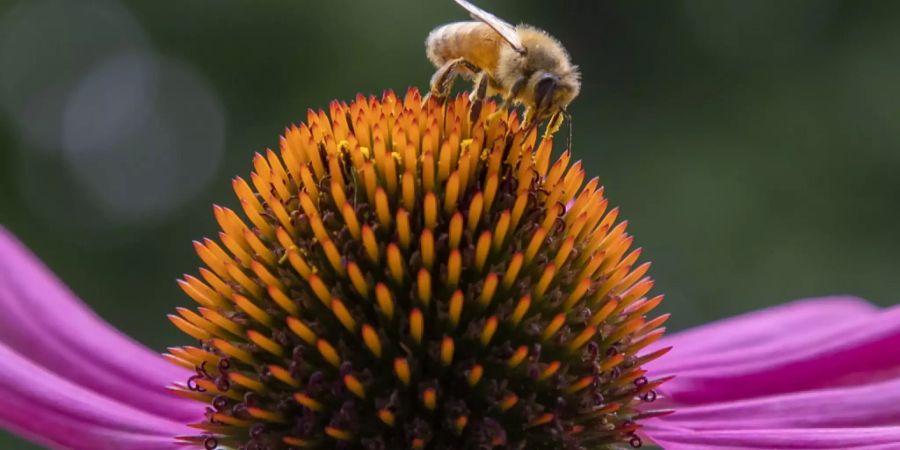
[167,88,669,450]
[3,90,898,450]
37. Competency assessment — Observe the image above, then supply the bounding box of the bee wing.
[453,0,526,54]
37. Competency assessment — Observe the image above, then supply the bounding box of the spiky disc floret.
[167,88,670,450]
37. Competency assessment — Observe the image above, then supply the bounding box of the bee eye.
[535,76,557,109]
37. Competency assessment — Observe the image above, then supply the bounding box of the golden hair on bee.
[425,0,579,142]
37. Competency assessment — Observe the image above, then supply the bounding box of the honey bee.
[426,0,580,134]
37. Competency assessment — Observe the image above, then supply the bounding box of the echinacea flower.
[0,89,897,450]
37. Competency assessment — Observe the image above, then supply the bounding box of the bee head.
[530,70,580,121]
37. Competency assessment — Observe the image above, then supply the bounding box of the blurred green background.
[1,0,898,448]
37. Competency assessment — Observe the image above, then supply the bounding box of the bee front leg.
[490,77,527,121]
[503,77,528,109]
[468,71,489,124]
[522,107,537,131]
[544,111,565,138]
[427,57,478,105]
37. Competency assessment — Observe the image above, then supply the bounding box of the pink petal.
[651,297,877,364]
[0,228,198,421]
[658,376,900,429]
[0,344,192,450]
[646,297,900,403]
[646,426,900,450]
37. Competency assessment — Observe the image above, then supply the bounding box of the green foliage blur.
[1,0,898,448]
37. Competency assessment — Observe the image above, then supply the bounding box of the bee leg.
[522,106,537,130]
[544,111,565,138]
[505,77,528,108]
[428,57,478,104]
[490,76,528,121]
[468,71,489,124]
[491,95,512,118]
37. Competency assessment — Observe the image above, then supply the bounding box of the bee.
[425,0,580,136]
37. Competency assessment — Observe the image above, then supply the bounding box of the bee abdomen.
[426,21,502,73]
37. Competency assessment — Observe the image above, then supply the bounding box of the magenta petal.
[0,228,198,421]
[0,344,192,450]
[0,407,189,450]
[649,296,878,371]
[646,298,900,403]
[659,376,900,429]
[646,426,900,450]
